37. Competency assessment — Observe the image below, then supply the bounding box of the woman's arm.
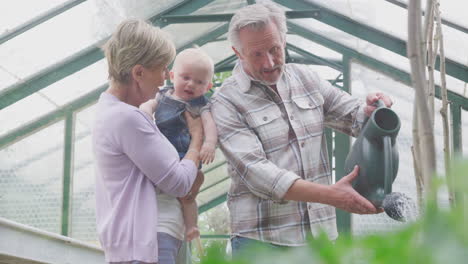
[179,171,204,203]
[117,110,199,197]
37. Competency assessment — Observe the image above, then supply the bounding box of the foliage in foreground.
[200,159,468,264]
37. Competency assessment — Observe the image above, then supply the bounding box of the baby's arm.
[179,170,204,241]
[180,199,199,241]
[138,93,160,119]
[138,99,157,120]
[200,111,218,164]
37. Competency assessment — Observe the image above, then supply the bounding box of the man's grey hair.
[228,0,287,54]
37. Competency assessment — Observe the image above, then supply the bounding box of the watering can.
[344,100,415,221]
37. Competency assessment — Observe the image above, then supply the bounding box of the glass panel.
[201,40,234,65]
[199,149,228,191]
[0,121,65,233]
[197,149,229,209]
[0,0,178,89]
[0,59,106,138]
[0,2,104,81]
[305,0,468,65]
[0,67,18,92]
[41,60,108,106]
[164,22,224,48]
[194,0,246,14]
[0,0,67,33]
[308,65,341,80]
[442,24,468,66]
[293,17,409,67]
[287,34,342,61]
[198,176,230,207]
[92,0,184,39]
[292,18,467,99]
[0,93,56,137]
[306,0,407,39]
[395,0,468,29]
[70,105,98,243]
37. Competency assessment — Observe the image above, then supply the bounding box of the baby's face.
[171,63,212,101]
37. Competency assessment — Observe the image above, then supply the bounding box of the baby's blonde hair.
[103,19,176,84]
[172,48,214,79]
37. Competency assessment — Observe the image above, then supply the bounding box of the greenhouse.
[0,0,467,263]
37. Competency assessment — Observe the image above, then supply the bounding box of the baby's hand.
[200,142,216,164]
[139,99,157,119]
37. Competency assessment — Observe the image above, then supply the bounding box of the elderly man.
[210,1,390,255]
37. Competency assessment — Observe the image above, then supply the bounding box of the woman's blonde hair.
[103,19,176,84]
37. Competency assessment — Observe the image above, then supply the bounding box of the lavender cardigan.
[92,93,197,263]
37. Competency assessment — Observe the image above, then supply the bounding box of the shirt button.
[290,115,294,120]
[308,102,313,107]
[301,142,305,148]
[263,116,268,121]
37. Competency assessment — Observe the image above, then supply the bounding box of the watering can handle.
[378,98,393,194]
[375,99,386,108]
[383,136,393,195]
[363,100,386,124]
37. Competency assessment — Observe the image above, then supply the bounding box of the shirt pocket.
[245,104,289,151]
[292,92,324,136]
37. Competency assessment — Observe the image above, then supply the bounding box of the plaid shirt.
[211,62,366,246]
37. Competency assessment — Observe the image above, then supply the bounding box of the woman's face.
[137,65,168,103]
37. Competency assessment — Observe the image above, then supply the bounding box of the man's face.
[234,22,285,85]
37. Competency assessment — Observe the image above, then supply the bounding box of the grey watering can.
[344,100,416,221]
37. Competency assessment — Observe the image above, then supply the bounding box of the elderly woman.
[93,19,203,264]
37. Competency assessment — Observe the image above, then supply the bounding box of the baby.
[141,48,217,243]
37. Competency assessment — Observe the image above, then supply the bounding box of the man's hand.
[364,92,393,116]
[200,142,216,164]
[330,166,383,214]
[139,99,157,119]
